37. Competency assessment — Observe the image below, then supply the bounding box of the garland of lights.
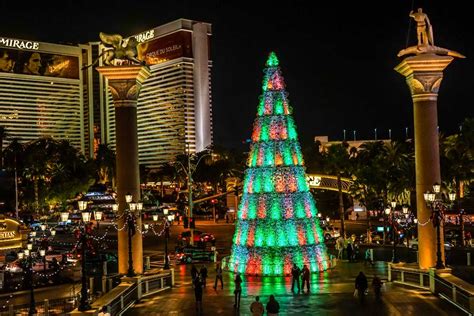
[224,52,331,276]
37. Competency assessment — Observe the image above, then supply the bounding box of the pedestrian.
[301,264,310,292]
[250,295,264,316]
[225,213,229,223]
[194,274,204,314]
[355,271,368,304]
[215,213,219,223]
[191,264,198,282]
[336,235,344,259]
[364,248,374,266]
[356,213,359,221]
[214,262,224,290]
[51,257,60,283]
[346,242,353,262]
[372,274,383,301]
[266,295,280,316]
[291,264,301,293]
[234,272,242,310]
[200,265,208,286]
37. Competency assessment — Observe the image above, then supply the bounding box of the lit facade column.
[395,54,452,269]
[97,66,151,274]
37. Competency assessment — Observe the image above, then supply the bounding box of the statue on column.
[410,8,434,47]
[398,8,465,58]
[82,33,145,69]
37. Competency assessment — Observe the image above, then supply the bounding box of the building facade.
[99,19,213,169]
[1,19,213,169]
[0,37,88,154]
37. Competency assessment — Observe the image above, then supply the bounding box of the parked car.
[323,226,340,240]
[175,246,214,264]
[178,230,216,244]
[409,238,453,250]
[29,220,43,231]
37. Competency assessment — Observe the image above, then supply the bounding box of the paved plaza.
[126,260,464,315]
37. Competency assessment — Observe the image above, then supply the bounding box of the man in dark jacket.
[301,265,310,292]
[291,264,301,293]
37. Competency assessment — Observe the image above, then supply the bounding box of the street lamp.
[390,200,399,263]
[94,210,103,230]
[163,217,171,270]
[173,151,211,246]
[124,197,137,277]
[18,247,37,316]
[70,205,92,311]
[423,182,456,269]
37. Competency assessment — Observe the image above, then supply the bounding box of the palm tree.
[323,142,352,237]
[95,144,116,187]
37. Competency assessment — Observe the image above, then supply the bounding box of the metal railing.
[389,263,474,315]
[89,270,173,316]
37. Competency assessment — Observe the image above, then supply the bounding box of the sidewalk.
[125,260,464,315]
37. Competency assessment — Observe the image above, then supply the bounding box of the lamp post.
[19,244,36,316]
[384,207,390,245]
[423,183,456,269]
[125,193,137,277]
[174,151,211,246]
[163,215,171,270]
[94,210,103,230]
[390,200,399,263]
[76,202,92,311]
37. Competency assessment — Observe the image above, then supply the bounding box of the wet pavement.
[126,260,464,315]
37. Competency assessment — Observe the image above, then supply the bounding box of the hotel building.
[0,19,213,169]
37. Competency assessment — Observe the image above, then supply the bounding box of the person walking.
[98,306,110,316]
[364,248,374,266]
[200,265,208,287]
[234,272,243,310]
[250,295,264,316]
[336,235,344,259]
[194,274,204,314]
[214,262,224,290]
[291,264,301,293]
[346,242,353,263]
[372,274,383,301]
[266,295,280,316]
[301,265,310,293]
[191,264,198,282]
[355,271,368,304]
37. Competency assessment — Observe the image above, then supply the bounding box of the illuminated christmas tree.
[225,52,331,276]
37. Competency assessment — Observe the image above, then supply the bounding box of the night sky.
[1,0,472,149]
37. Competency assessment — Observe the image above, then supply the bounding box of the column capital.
[395,54,453,101]
[96,66,151,106]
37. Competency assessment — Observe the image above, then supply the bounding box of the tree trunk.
[337,174,345,237]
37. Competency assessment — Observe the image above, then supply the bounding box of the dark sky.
[1,0,472,149]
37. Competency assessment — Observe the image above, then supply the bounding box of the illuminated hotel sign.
[135,29,155,43]
[137,31,192,65]
[0,217,28,251]
[0,38,40,50]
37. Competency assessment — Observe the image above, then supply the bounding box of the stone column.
[96,66,151,274]
[395,54,452,269]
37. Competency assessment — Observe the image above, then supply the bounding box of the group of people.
[336,235,360,262]
[354,271,384,304]
[290,264,311,293]
[191,262,281,315]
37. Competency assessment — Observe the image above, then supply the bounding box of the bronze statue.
[398,8,465,59]
[99,32,143,66]
[410,8,434,47]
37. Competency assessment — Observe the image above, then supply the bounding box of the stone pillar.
[96,66,151,274]
[395,54,452,269]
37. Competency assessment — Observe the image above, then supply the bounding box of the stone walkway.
[126,260,464,315]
